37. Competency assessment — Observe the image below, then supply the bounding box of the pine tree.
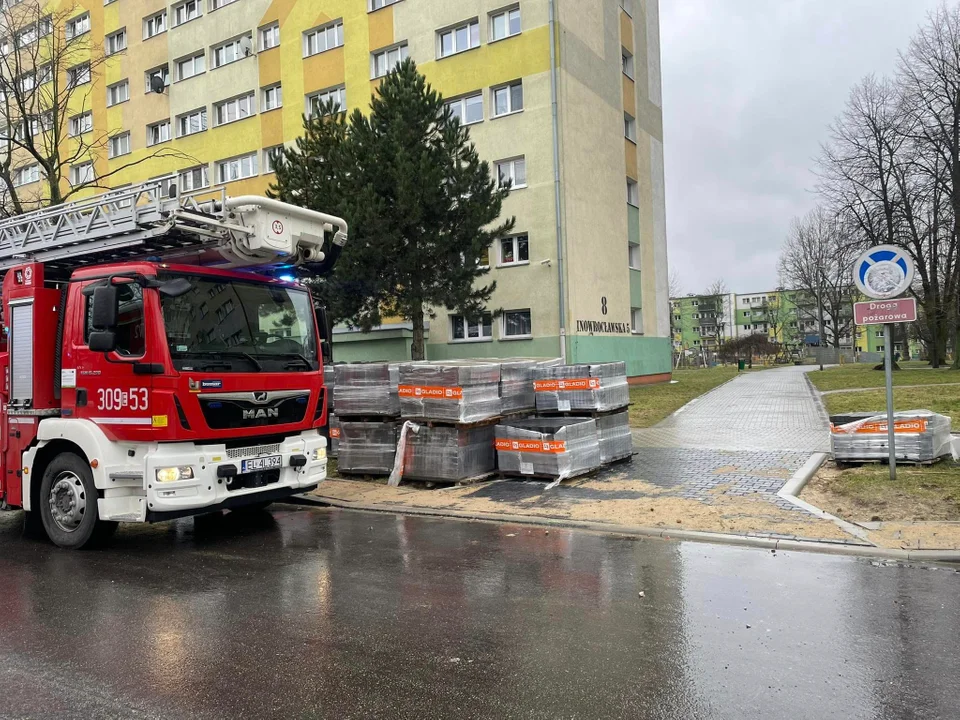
[271,59,514,360]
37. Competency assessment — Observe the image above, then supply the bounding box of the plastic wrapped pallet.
[596,411,632,464]
[495,417,601,481]
[534,362,630,413]
[830,410,954,463]
[499,358,564,414]
[323,365,336,410]
[337,421,399,475]
[400,424,496,482]
[398,361,501,422]
[327,414,340,458]
[334,363,400,417]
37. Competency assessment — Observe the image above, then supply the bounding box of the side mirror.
[89,330,117,353]
[91,284,119,330]
[316,306,333,363]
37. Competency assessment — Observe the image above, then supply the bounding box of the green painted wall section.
[627,205,640,244]
[333,336,413,362]
[630,269,643,308]
[427,337,562,361]
[567,335,671,377]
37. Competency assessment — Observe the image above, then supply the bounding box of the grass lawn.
[804,462,960,521]
[628,366,740,428]
[808,363,960,392]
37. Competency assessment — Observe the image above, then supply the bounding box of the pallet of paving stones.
[495,417,602,481]
[533,361,630,414]
[333,362,401,418]
[829,410,954,464]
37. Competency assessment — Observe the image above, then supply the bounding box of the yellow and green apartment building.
[17,0,671,380]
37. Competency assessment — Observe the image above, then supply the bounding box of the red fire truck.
[0,181,347,548]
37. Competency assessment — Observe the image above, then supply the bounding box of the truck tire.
[22,510,46,540]
[39,453,118,550]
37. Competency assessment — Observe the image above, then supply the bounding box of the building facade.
[13,0,671,380]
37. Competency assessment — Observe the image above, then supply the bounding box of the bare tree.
[668,268,683,298]
[701,278,728,350]
[0,1,190,214]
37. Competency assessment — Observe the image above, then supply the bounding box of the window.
[148,120,171,146]
[69,162,94,187]
[145,65,170,93]
[106,29,126,55]
[496,157,526,189]
[371,43,407,79]
[451,313,492,341]
[307,86,346,115]
[438,19,479,58]
[446,92,483,125]
[876,345,884,353]
[217,153,258,183]
[177,107,207,136]
[628,243,641,270]
[631,308,644,335]
[502,309,532,338]
[107,80,129,107]
[263,146,282,173]
[622,47,634,79]
[624,112,637,142]
[875,330,884,338]
[214,36,251,68]
[18,72,35,92]
[67,63,90,88]
[66,13,89,39]
[173,0,200,26]
[176,52,205,81]
[109,132,131,158]
[304,21,343,57]
[626,178,639,206]
[211,0,239,8]
[370,0,401,10]
[490,6,521,41]
[144,11,167,39]
[492,81,523,116]
[479,245,490,268]
[260,23,280,50]
[262,84,282,111]
[69,112,92,137]
[39,16,52,36]
[215,93,255,125]
[179,165,209,191]
[13,164,40,187]
[499,235,529,266]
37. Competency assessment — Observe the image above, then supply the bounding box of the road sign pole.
[884,324,896,480]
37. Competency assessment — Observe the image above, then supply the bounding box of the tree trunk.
[410,304,425,361]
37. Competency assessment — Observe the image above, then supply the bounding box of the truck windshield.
[159,273,318,373]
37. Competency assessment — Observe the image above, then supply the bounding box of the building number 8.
[601,297,608,316]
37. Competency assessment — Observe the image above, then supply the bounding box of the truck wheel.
[39,453,117,550]
[22,510,46,540]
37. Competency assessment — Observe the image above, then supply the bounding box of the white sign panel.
[853,245,915,300]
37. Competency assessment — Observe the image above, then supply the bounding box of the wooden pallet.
[401,411,534,430]
[402,471,498,487]
[335,415,401,423]
[534,406,631,419]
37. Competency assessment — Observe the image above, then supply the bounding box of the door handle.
[76,388,87,407]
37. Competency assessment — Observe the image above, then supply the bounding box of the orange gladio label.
[533,378,602,392]
[495,438,567,454]
[398,385,464,400]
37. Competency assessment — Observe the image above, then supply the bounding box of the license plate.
[240,455,282,473]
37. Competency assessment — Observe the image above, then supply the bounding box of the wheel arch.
[26,439,89,514]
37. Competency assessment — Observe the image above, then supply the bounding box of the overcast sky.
[660,0,945,296]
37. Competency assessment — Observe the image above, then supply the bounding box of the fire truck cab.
[0,181,347,548]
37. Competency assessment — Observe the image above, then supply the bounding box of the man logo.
[244,407,279,420]
[253,391,268,403]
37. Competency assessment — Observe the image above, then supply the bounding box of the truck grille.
[199,395,309,430]
[226,443,281,460]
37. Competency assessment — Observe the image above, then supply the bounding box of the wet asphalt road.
[1,506,959,720]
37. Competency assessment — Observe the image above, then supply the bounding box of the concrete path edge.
[287,494,960,564]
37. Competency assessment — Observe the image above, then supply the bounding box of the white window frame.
[263,145,283,174]
[214,92,255,126]
[213,36,250,68]
[144,11,167,40]
[304,20,344,57]
[492,80,523,117]
[69,112,93,137]
[627,178,639,207]
[177,107,207,136]
[211,0,240,9]
[173,0,201,26]
[106,28,126,55]
[502,309,532,339]
[437,18,479,59]
[445,92,483,126]
[69,162,94,187]
[178,165,209,191]
[490,6,521,42]
[175,52,205,81]
[147,120,171,147]
[371,43,408,79]
[628,243,641,270]
[260,23,280,50]
[370,0,401,11]
[261,84,282,111]
[495,157,526,190]
[68,63,91,88]
[631,307,644,335]
[107,80,129,107]
[624,112,637,142]
[216,153,258,183]
[108,132,131,159]
[622,47,634,79]
[307,86,346,115]
[498,234,529,267]
[450,312,492,343]
[145,65,170,93]
[66,13,90,39]
[13,164,40,187]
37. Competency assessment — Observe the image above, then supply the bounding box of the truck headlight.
[313,447,327,461]
[156,466,194,483]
